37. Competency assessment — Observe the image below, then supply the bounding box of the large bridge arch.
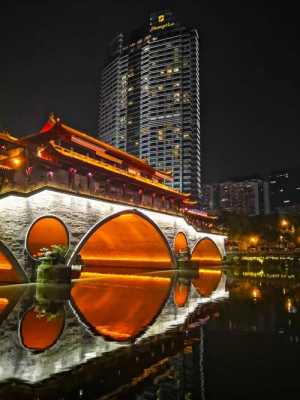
[0,241,28,284]
[191,237,222,266]
[68,209,175,272]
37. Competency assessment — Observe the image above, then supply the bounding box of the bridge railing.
[0,181,223,235]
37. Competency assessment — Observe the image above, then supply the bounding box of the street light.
[280,218,289,228]
[249,236,259,245]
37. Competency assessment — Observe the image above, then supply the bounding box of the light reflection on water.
[2,264,300,399]
[7,260,300,400]
[2,259,300,400]
[0,266,226,392]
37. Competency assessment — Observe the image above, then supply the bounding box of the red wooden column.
[151,192,156,208]
[138,188,144,205]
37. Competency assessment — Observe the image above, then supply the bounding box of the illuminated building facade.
[268,168,300,213]
[98,10,201,200]
[202,178,270,216]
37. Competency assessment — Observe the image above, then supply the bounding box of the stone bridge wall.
[0,188,226,275]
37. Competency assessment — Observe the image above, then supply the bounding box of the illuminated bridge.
[0,115,225,281]
[0,188,225,282]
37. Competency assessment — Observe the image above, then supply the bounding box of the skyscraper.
[98,10,201,200]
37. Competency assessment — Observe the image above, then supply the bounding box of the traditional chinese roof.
[0,132,24,147]
[48,140,189,198]
[23,114,173,182]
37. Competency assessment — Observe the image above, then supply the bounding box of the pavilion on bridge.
[0,114,217,232]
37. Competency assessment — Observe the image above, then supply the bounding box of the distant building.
[268,168,300,213]
[98,10,201,200]
[202,178,270,216]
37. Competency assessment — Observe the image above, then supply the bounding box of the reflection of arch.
[174,232,189,254]
[191,237,222,266]
[19,307,65,352]
[0,285,26,327]
[0,241,28,283]
[192,268,222,297]
[71,272,173,341]
[25,215,69,259]
[69,209,174,272]
[173,278,190,307]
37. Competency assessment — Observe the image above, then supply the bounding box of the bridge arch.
[191,237,222,266]
[68,209,175,272]
[174,231,189,255]
[25,215,69,259]
[0,241,28,284]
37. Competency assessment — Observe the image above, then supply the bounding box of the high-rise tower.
[98,11,201,199]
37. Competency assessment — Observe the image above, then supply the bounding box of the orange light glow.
[252,287,262,301]
[26,216,69,259]
[249,236,259,245]
[0,248,23,284]
[0,298,9,313]
[173,280,190,307]
[192,268,222,297]
[191,238,222,266]
[280,219,289,228]
[20,308,65,351]
[78,212,173,271]
[174,232,189,254]
[11,158,21,167]
[71,272,172,341]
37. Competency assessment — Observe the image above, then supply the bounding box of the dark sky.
[1,1,300,182]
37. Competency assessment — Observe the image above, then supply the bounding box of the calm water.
[1,266,300,399]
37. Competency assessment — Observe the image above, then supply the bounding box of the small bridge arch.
[191,237,222,266]
[174,231,189,255]
[25,215,69,259]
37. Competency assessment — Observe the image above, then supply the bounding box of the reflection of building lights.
[252,287,261,301]
[281,219,289,228]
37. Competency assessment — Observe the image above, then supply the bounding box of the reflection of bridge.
[0,188,226,281]
[0,268,227,389]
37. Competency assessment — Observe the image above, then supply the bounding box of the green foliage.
[38,244,67,265]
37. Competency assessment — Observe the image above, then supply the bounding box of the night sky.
[1,1,299,182]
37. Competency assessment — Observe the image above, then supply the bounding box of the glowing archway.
[191,237,222,266]
[19,308,65,351]
[192,268,222,297]
[71,271,173,341]
[174,232,189,254]
[26,215,69,259]
[69,210,174,273]
[0,242,28,284]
